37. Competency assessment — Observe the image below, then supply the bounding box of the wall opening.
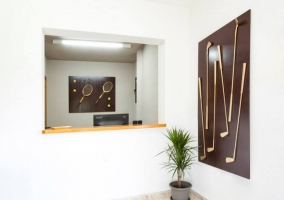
[43,28,165,128]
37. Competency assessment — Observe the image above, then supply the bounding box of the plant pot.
[169,181,192,200]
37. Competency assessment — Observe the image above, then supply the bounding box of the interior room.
[1,0,284,200]
[45,35,159,128]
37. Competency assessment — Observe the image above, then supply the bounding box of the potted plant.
[157,127,197,200]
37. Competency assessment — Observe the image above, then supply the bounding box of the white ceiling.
[142,0,191,7]
[45,35,144,63]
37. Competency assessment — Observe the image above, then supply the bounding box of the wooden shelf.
[42,124,166,134]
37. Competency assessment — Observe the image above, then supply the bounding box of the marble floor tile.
[115,189,206,200]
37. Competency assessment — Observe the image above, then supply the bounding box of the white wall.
[187,1,284,200]
[136,45,158,124]
[46,60,136,127]
[1,0,283,200]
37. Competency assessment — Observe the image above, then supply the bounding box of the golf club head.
[200,155,206,160]
[207,147,214,152]
[226,157,234,163]
[207,42,212,49]
[220,131,228,137]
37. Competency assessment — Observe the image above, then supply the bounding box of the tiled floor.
[115,189,206,200]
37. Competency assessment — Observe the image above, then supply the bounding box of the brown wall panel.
[69,76,115,113]
[198,10,250,179]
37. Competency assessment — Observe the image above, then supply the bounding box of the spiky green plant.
[157,127,197,188]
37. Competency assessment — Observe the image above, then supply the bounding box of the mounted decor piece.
[76,84,93,109]
[198,10,250,179]
[95,81,114,104]
[226,63,247,163]
[206,42,212,130]
[69,76,115,113]
[157,127,197,200]
[217,45,229,138]
[198,78,206,161]
[207,62,217,153]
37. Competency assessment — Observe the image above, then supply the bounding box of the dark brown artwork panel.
[198,10,250,179]
[69,76,115,113]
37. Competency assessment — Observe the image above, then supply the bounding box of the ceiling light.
[53,39,131,48]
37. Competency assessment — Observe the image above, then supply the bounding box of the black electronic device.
[93,114,129,126]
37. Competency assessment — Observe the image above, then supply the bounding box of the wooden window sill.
[42,123,166,134]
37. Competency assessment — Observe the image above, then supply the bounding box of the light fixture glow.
[53,39,131,48]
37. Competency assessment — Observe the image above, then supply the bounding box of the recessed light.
[53,39,131,48]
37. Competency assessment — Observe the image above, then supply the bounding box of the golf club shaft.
[228,19,239,122]
[213,61,217,149]
[198,78,206,158]
[206,48,209,130]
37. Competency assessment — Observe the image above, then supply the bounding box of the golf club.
[217,45,229,137]
[226,63,246,163]
[206,42,212,130]
[207,61,217,152]
[198,77,206,160]
[228,19,239,122]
